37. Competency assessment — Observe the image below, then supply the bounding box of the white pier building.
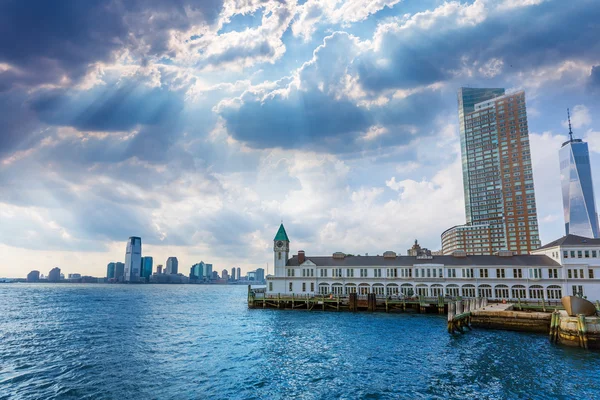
[266,224,600,301]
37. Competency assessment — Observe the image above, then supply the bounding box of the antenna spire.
[567,108,574,142]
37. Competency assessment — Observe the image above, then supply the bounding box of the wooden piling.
[447,302,456,333]
[578,314,589,349]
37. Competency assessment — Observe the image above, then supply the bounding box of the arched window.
[547,285,562,300]
[511,285,526,299]
[494,285,509,299]
[529,285,544,299]
[478,284,492,298]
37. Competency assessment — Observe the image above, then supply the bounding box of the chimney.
[298,250,305,264]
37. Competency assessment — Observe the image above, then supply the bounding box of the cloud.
[562,104,592,129]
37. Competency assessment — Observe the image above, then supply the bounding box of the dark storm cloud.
[219,87,373,149]
[356,0,600,92]
[0,90,42,158]
[0,0,223,90]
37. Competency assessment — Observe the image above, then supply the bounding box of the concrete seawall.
[556,311,600,349]
[471,307,551,333]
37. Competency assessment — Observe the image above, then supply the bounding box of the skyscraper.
[124,237,142,282]
[141,256,153,280]
[222,269,229,280]
[236,267,241,281]
[166,257,178,275]
[48,267,61,282]
[560,111,599,238]
[115,262,125,281]
[255,268,265,283]
[107,262,116,279]
[205,263,213,279]
[231,267,236,281]
[190,263,204,279]
[442,88,540,255]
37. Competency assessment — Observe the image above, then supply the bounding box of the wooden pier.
[249,286,465,314]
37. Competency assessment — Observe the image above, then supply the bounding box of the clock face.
[276,241,284,248]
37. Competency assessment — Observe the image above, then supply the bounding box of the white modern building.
[124,236,142,282]
[266,225,600,301]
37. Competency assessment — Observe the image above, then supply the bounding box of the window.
[572,285,584,297]
[549,269,558,279]
[269,282,273,291]
[585,250,590,258]
[287,269,295,277]
[571,251,575,258]
[310,283,315,292]
[374,269,382,278]
[529,268,541,279]
[289,282,293,292]
[346,269,354,278]
[302,282,306,292]
[568,269,572,279]
[360,268,368,278]
[563,250,568,258]
[480,268,488,278]
[415,269,419,278]
[593,250,598,257]
[590,269,595,279]
[278,253,281,260]
[496,268,505,278]
[333,268,342,277]
[448,268,456,278]
[514,268,522,278]
[578,251,583,258]
[320,269,328,277]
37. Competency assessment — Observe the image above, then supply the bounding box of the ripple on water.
[1,284,600,399]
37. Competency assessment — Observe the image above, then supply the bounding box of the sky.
[1,0,600,278]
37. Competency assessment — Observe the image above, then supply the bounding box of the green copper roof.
[274,224,290,242]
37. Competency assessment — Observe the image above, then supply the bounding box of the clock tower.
[273,223,290,277]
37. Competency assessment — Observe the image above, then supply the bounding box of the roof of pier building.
[535,234,600,250]
[285,254,560,267]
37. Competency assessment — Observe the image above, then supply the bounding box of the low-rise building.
[266,225,600,301]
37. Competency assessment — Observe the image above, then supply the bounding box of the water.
[1,284,599,400]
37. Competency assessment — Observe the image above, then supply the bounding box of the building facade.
[266,225,600,301]
[142,256,153,280]
[166,257,178,275]
[27,270,40,282]
[231,267,236,281]
[559,116,599,238]
[114,262,125,281]
[124,237,142,282]
[107,262,116,279]
[48,267,61,282]
[442,88,540,255]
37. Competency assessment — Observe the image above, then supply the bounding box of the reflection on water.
[1,284,599,399]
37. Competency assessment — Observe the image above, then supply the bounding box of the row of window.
[288,267,595,279]
[563,250,599,258]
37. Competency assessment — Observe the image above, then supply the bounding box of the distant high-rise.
[156,264,163,274]
[442,88,540,254]
[236,267,241,281]
[560,110,599,239]
[124,237,142,282]
[27,270,40,282]
[222,269,229,280]
[141,256,153,280]
[205,263,213,279]
[231,267,236,280]
[107,262,116,279]
[255,268,265,283]
[211,270,218,280]
[166,257,178,275]
[48,267,61,282]
[190,263,204,279]
[114,262,125,281]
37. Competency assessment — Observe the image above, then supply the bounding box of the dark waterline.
[1,284,599,400]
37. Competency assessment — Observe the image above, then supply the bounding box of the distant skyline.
[1,0,600,278]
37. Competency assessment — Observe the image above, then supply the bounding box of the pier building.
[266,225,600,301]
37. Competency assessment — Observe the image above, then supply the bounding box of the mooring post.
[448,302,456,333]
[578,314,588,349]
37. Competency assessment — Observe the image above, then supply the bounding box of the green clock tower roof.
[274,223,290,242]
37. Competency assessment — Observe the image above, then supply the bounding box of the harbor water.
[1,284,599,399]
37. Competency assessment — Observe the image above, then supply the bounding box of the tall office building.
[48,267,61,282]
[115,262,125,281]
[141,256,153,280]
[190,263,204,279]
[236,267,241,281]
[442,88,540,255]
[222,269,229,280]
[166,257,178,275]
[255,268,265,283]
[560,111,599,238]
[107,262,116,279]
[27,270,40,282]
[124,237,142,282]
[231,267,236,281]
[205,263,213,280]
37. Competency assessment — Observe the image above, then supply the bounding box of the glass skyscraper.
[442,88,540,254]
[560,121,599,238]
[124,237,142,282]
[141,256,153,280]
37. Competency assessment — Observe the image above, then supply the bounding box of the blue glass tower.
[141,256,153,280]
[559,110,599,238]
